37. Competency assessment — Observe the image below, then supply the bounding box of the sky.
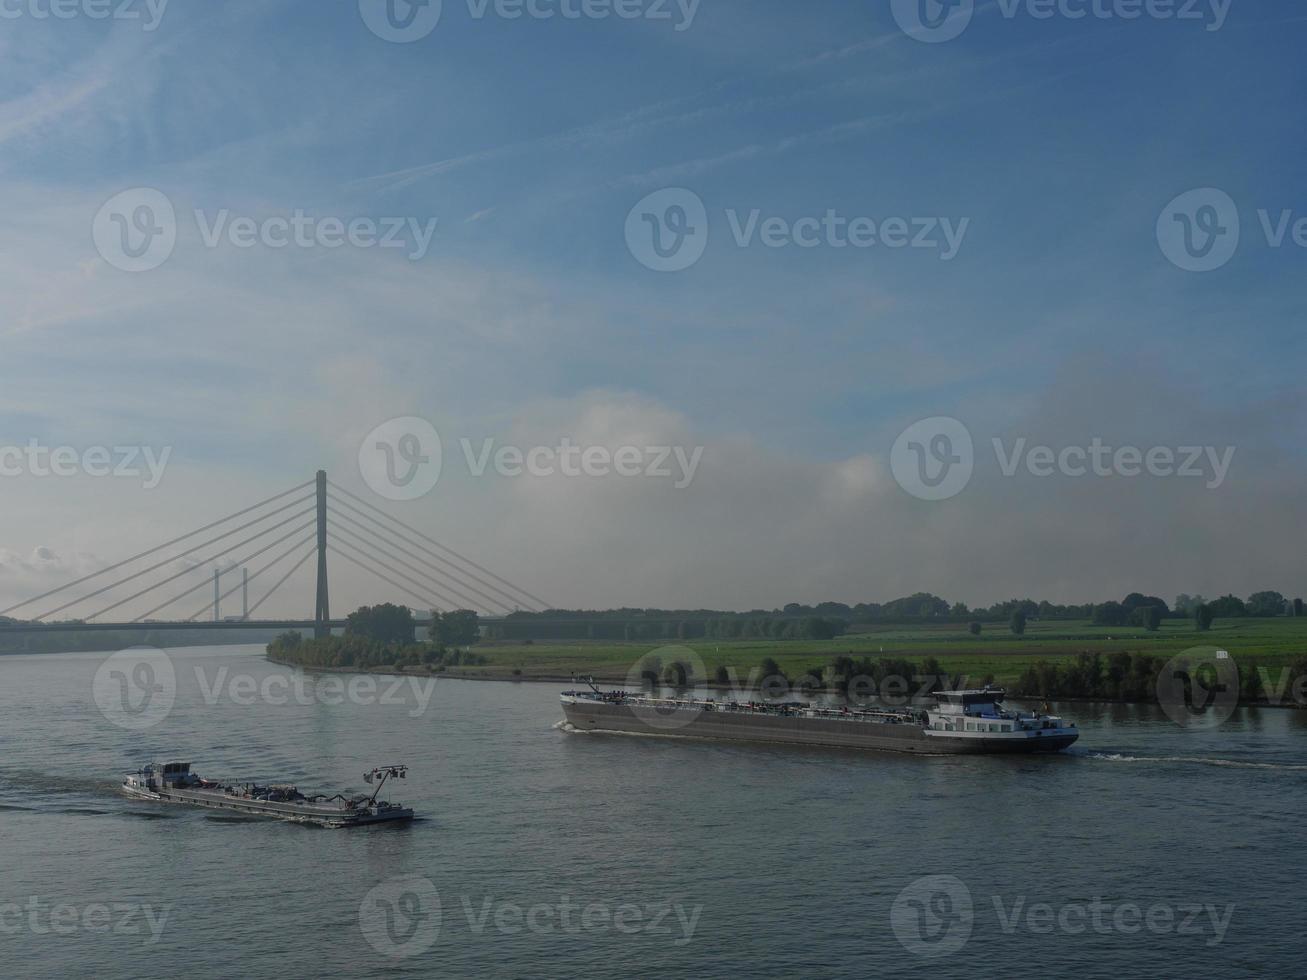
[0,0,1304,619]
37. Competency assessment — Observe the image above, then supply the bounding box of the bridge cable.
[324,531,454,612]
[0,479,315,616]
[325,536,442,612]
[31,497,316,622]
[327,490,534,612]
[246,544,319,621]
[327,484,545,611]
[326,510,512,614]
[85,513,317,622]
[183,531,320,623]
[325,519,479,612]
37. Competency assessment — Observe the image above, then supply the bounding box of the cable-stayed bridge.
[0,472,545,639]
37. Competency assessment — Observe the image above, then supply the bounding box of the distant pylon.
[314,470,330,638]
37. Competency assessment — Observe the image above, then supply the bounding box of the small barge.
[561,685,1078,755]
[121,762,415,827]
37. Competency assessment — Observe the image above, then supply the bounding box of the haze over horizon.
[1,0,1303,619]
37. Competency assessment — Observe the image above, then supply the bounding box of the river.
[1,646,1304,978]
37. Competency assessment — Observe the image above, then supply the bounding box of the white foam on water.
[1084,751,1307,771]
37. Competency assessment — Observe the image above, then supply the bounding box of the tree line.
[1017,651,1307,704]
[267,604,485,672]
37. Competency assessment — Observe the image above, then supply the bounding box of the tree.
[1010,610,1027,636]
[345,604,415,645]
[1142,605,1163,632]
[1294,598,1305,618]
[1246,591,1287,618]
[1122,593,1170,617]
[1092,601,1129,627]
[804,617,845,640]
[1208,594,1247,619]
[1194,602,1213,632]
[759,657,787,682]
[430,609,481,648]
[969,621,982,636]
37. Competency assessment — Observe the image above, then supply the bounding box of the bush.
[968,622,982,636]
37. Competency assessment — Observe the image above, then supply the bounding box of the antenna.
[362,765,408,806]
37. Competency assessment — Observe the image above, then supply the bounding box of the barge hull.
[121,786,412,827]
[561,701,1077,755]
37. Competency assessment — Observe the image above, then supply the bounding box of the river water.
[1,646,1304,979]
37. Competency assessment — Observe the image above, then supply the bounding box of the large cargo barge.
[121,762,415,827]
[561,686,1078,754]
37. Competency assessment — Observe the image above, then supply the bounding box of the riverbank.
[266,640,1307,709]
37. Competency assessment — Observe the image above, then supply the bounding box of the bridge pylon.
[314,470,330,638]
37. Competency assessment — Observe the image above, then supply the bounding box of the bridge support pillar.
[314,470,330,638]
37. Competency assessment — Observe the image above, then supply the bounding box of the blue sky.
[0,0,1304,615]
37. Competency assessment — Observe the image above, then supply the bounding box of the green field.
[450,618,1307,690]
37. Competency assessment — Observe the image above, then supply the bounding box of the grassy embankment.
[439,617,1307,690]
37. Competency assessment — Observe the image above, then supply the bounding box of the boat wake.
[0,769,117,796]
[1081,751,1307,771]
